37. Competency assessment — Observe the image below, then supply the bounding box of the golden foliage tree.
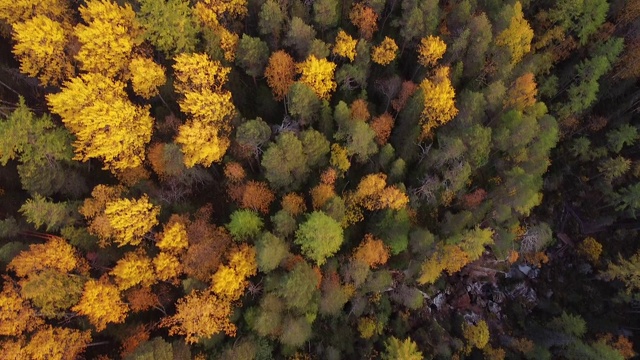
[47,73,154,172]
[311,183,336,210]
[128,56,166,99]
[22,325,91,360]
[417,35,446,67]
[8,237,78,278]
[495,1,534,65]
[110,251,156,290]
[504,72,537,111]
[349,3,378,40]
[72,278,129,331]
[153,252,183,282]
[156,217,189,254]
[331,143,351,173]
[173,53,236,167]
[264,50,296,101]
[161,289,236,343]
[371,37,399,65]
[11,15,73,86]
[578,237,602,264]
[0,278,43,336]
[211,244,258,300]
[74,0,143,77]
[297,55,337,100]
[0,0,69,24]
[353,234,390,268]
[418,66,458,138]
[102,195,160,247]
[462,320,490,354]
[333,30,357,61]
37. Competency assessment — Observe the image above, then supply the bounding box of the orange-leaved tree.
[265,50,296,101]
[349,3,378,40]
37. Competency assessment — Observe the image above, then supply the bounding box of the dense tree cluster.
[0,0,639,358]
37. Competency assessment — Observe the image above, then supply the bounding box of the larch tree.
[137,0,199,56]
[21,325,92,360]
[0,279,44,336]
[110,250,156,290]
[8,237,78,278]
[72,278,130,331]
[371,37,399,65]
[173,53,236,167]
[74,0,142,78]
[495,1,534,65]
[46,73,154,172]
[11,15,74,86]
[418,66,459,138]
[160,289,236,343]
[128,56,166,99]
[504,72,537,111]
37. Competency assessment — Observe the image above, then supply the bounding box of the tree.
[47,73,154,172]
[313,0,339,30]
[19,195,77,232]
[282,193,307,216]
[603,252,640,293]
[371,37,399,65]
[382,336,424,360]
[261,132,310,191]
[0,97,74,196]
[0,0,69,24]
[137,0,199,56]
[265,50,296,101]
[297,55,337,100]
[333,30,357,61]
[240,181,276,214]
[418,66,459,138]
[8,237,78,278]
[236,34,270,78]
[349,3,378,40]
[278,260,321,311]
[156,217,189,254]
[301,129,330,167]
[172,52,236,167]
[256,232,289,273]
[72,278,130,331]
[0,278,43,336]
[11,15,73,86]
[226,210,264,241]
[462,320,490,354]
[295,211,344,265]
[353,234,390,268]
[110,251,156,290]
[417,35,446,67]
[74,0,142,77]
[21,325,91,360]
[283,17,317,59]
[160,289,236,343]
[153,252,183,282]
[258,0,285,41]
[19,269,85,318]
[100,195,160,247]
[504,73,537,111]
[548,0,608,45]
[495,2,533,65]
[128,56,166,99]
[371,113,394,145]
[211,244,257,300]
[287,82,321,122]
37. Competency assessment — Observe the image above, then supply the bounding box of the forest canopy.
[0,0,639,359]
